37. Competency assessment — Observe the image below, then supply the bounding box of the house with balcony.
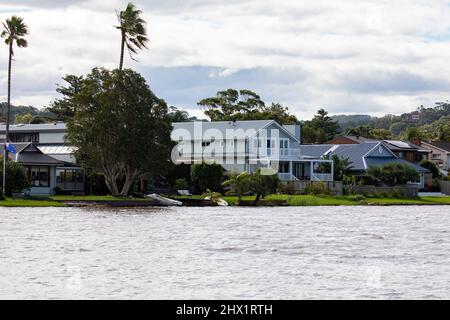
[1,123,84,195]
[171,120,334,182]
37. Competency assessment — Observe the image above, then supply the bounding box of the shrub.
[191,162,224,194]
[249,170,280,205]
[306,181,327,195]
[366,162,419,186]
[174,178,189,190]
[420,160,441,178]
[0,161,30,196]
[222,171,252,205]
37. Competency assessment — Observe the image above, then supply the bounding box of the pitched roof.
[299,145,334,158]
[329,142,382,170]
[422,141,450,153]
[172,120,300,142]
[0,122,66,133]
[13,143,64,166]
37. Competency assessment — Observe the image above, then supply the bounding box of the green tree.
[222,171,251,205]
[0,158,30,196]
[419,160,441,179]
[199,89,265,121]
[330,155,353,181]
[167,106,198,122]
[64,68,172,196]
[369,128,392,140]
[14,113,32,124]
[300,124,319,144]
[249,170,280,205]
[190,162,224,194]
[366,163,419,186]
[47,75,84,121]
[116,2,149,70]
[1,15,28,196]
[405,127,423,141]
[309,109,340,143]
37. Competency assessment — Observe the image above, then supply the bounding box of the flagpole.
[2,145,6,197]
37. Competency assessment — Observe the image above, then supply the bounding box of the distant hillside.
[331,102,450,136]
[0,103,55,123]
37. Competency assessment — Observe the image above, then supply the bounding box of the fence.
[281,181,343,195]
[353,185,419,198]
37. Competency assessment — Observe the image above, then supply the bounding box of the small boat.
[145,193,182,206]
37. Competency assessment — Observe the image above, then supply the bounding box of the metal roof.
[0,123,66,133]
[365,158,429,172]
[172,120,300,142]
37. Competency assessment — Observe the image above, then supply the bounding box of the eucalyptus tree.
[1,16,28,196]
[115,2,149,70]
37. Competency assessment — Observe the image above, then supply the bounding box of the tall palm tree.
[1,16,28,196]
[115,2,149,70]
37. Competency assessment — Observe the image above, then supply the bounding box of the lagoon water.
[0,206,449,299]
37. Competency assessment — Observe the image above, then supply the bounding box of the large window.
[10,132,39,143]
[26,166,49,187]
[56,168,84,191]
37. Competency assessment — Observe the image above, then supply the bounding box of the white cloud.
[0,0,449,119]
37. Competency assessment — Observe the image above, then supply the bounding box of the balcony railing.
[250,148,301,158]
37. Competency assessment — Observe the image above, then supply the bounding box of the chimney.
[411,137,421,146]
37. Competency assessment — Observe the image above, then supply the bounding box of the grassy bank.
[176,194,450,206]
[0,194,449,207]
[0,198,65,207]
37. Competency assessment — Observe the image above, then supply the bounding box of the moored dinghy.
[145,193,182,206]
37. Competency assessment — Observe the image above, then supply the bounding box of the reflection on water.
[0,206,449,299]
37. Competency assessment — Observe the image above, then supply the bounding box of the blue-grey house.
[300,141,429,188]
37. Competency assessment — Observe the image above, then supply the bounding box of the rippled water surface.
[0,206,449,299]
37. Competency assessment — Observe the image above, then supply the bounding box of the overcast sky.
[1,0,450,120]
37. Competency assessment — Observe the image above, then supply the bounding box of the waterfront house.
[420,141,450,174]
[301,141,430,189]
[326,135,430,163]
[171,120,334,182]
[1,123,84,195]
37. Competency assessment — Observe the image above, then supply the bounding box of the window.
[201,141,211,147]
[26,166,49,187]
[56,168,84,191]
[432,153,441,159]
[10,132,39,143]
[398,151,404,159]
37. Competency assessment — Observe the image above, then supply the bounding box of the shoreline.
[1,194,450,207]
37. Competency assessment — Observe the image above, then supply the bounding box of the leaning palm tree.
[1,16,28,196]
[115,2,149,70]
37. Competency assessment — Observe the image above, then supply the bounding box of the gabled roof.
[300,141,429,173]
[422,141,450,153]
[172,120,300,143]
[330,142,383,170]
[13,143,64,166]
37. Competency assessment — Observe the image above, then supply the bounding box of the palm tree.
[115,2,149,70]
[1,16,28,196]
[222,172,251,205]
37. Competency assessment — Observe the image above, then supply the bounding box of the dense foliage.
[62,67,172,196]
[366,163,420,186]
[190,162,224,194]
[301,109,341,143]
[198,89,299,124]
[334,102,450,141]
[0,160,30,196]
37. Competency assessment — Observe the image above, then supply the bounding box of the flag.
[5,142,17,154]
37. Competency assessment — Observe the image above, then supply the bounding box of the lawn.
[1,194,449,207]
[176,194,450,206]
[0,198,65,207]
